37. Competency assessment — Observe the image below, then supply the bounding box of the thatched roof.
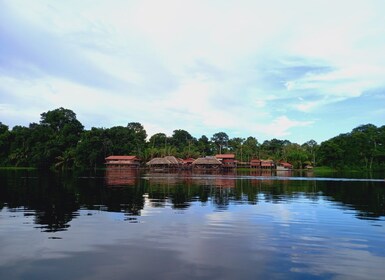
[164,156,180,164]
[146,156,180,166]
[147,157,168,165]
[192,157,222,165]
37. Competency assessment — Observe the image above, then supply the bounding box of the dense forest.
[0,107,384,170]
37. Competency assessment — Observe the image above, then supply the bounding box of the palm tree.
[55,150,75,170]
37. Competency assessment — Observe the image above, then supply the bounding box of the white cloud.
[1,0,385,142]
[295,101,319,113]
[255,116,313,138]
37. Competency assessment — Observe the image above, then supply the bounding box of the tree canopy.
[0,108,384,170]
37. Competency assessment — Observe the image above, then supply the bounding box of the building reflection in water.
[2,169,384,236]
[143,170,237,188]
[105,166,139,187]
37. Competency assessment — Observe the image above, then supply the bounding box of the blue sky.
[1,0,384,144]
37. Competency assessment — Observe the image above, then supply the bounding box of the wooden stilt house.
[192,157,222,170]
[146,156,180,169]
[105,155,140,168]
[215,154,237,168]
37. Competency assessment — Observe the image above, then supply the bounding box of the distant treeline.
[0,107,384,170]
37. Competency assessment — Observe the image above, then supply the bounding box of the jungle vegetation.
[0,108,384,170]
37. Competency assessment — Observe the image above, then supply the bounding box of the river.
[1,169,384,279]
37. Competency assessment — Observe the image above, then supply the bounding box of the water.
[1,169,385,279]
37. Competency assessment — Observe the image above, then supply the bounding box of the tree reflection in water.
[0,169,384,233]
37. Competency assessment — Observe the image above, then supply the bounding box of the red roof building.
[215,154,236,168]
[215,154,236,159]
[277,162,293,170]
[250,159,275,169]
[250,159,261,168]
[105,155,140,167]
[260,160,275,169]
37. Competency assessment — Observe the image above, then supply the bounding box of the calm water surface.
[1,169,385,280]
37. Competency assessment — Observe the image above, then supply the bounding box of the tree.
[283,143,308,169]
[376,125,385,166]
[55,149,75,170]
[149,133,168,149]
[106,126,131,155]
[0,122,11,165]
[197,135,212,156]
[127,122,147,157]
[318,139,345,168]
[38,108,84,169]
[351,124,378,170]
[75,127,111,168]
[211,132,229,154]
[302,139,318,166]
[147,133,167,158]
[261,139,290,160]
[8,126,31,166]
[171,129,195,156]
[228,137,245,160]
[243,137,260,161]
[40,107,83,135]
[28,122,56,168]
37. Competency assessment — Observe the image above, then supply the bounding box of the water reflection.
[1,170,385,233]
[1,170,385,279]
[105,166,139,186]
[0,171,79,232]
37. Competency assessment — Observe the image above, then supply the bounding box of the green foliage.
[211,132,229,154]
[75,127,111,168]
[4,108,84,169]
[170,129,196,157]
[261,139,291,160]
[228,137,261,162]
[38,108,84,169]
[8,125,32,167]
[196,135,212,156]
[1,108,384,170]
[283,143,308,169]
[127,122,147,157]
[301,139,318,166]
[242,137,260,161]
[318,124,385,170]
[0,122,11,165]
[228,137,244,155]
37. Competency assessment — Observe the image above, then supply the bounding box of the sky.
[1,0,385,144]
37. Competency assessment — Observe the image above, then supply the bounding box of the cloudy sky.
[1,0,384,144]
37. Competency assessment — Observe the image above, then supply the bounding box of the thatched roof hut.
[192,157,222,169]
[105,155,140,167]
[147,157,169,166]
[164,156,180,165]
[146,156,180,167]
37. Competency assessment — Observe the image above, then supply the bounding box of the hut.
[105,155,140,168]
[146,156,180,169]
[181,158,195,169]
[250,159,262,168]
[164,156,180,165]
[192,157,222,169]
[215,154,237,168]
[276,162,293,171]
[260,159,275,169]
